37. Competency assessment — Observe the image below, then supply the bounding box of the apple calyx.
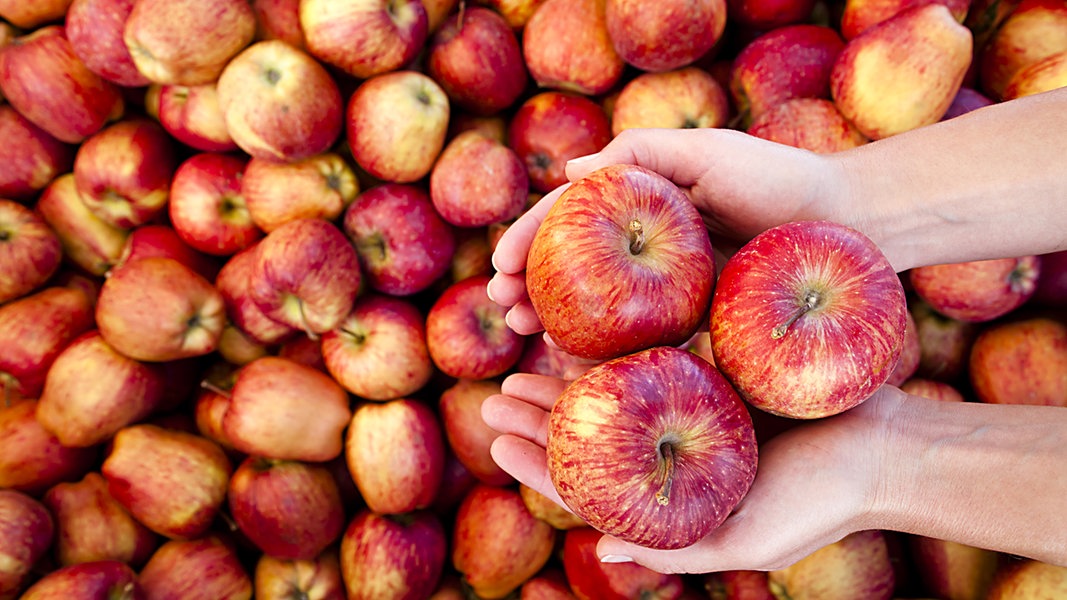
[771,289,824,339]
[628,219,646,255]
[654,436,678,506]
[1009,260,1039,294]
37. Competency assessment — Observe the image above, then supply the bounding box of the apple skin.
[1032,249,1067,307]
[978,0,1067,100]
[986,558,1067,599]
[34,173,129,277]
[253,0,307,48]
[346,70,451,184]
[0,105,75,202]
[342,183,456,297]
[907,535,999,600]
[885,308,920,387]
[430,129,529,228]
[526,164,716,361]
[346,398,446,514]
[254,551,346,600]
[562,526,687,600]
[0,400,99,496]
[968,316,1067,407]
[519,483,587,531]
[519,567,575,600]
[452,484,557,600]
[522,0,624,95]
[17,560,145,600]
[426,6,528,116]
[840,0,971,40]
[746,97,868,154]
[155,82,240,153]
[439,378,515,487]
[243,153,359,233]
[909,297,980,382]
[899,377,966,402]
[123,0,256,86]
[703,569,775,600]
[727,0,816,30]
[321,293,434,401]
[548,346,758,550]
[168,152,263,257]
[909,256,1041,323]
[339,509,448,600]
[223,356,353,462]
[710,220,907,419]
[138,535,253,600]
[217,40,344,163]
[473,0,547,29]
[508,90,612,194]
[768,530,896,600]
[0,198,63,305]
[228,457,346,561]
[426,274,526,380]
[42,472,158,568]
[0,0,73,29]
[1003,49,1067,99]
[65,0,148,87]
[0,489,55,599]
[0,25,124,144]
[215,243,296,346]
[610,66,730,135]
[102,424,232,540]
[96,256,227,362]
[111,223,221,283]
[300,0,429,79]
[604,0,728,73]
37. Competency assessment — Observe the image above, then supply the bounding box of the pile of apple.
[0,0,1065,598]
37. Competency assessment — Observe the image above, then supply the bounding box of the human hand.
[482,373,906,574]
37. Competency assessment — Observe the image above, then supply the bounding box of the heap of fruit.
[0,0,1065,598]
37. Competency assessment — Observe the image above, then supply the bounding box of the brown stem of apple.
[199,379,232,399]
[771,290,823,339]
[629,219,645,255]
[297,300,319,342]
[655,441,675,506]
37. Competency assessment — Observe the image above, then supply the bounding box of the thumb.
[563,128,723,187]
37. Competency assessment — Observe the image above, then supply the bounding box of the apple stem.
[298,301,319,342]
[655,441,675,506]
[458,0,466,28]
[629,219,645,255]
[199,379,232,399]
[771,289,822,339]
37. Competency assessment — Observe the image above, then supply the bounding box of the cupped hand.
[482,373,907,574]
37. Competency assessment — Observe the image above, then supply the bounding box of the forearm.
[828,87,1067,273]
[871,393,1067,566]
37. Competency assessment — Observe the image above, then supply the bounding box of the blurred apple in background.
[900,377,967,403]
[1032,249,1067,307]
[985,558,1067,599]
[968,316,1067,407]
[154,82,240,153]
[138,535,252,600]
[34,173,129,277]
[252,0,307,49]
[439,378,515,487]
[65,0,148,88]
[430,129,529,228]
[168,152,261,256]
[768,530,896,600]
[519,567,574,600]
[340,509,448,600]
[0,199,63,305]
[520,484,587,531]
[747,97,869,153]
[0,0,72,29]
[977,0,1067,100]
[840,0,970,41]
[907,535,1000,600]
[728,0,815,30]
[300,0,429,79]
[611,66,730,135]
[254,551,345,600]
[909,296,980,382]
[703,569,775,599]
[0,489,55,599]
[523,0,624,95]
[909,256,1041,323]
[110,223,221,282]
[17,560,144,600]
[0,105,75,202]
[562,526,686,600]
[243,153,358,233]
[0,400,98,496]
[475,0,548,29]
[605,0,727,72]
[1003,49,1067,100]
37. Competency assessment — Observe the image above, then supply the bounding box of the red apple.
[0,0,73,29]
[909,296,980,382]
[243,153,359,233]
[193,364,240,453]
[154,82,240,153]
[610,66,730,135]
[0,104,74,202]
[519,567,576,600]
[34,173,129,277]
[548,346,757,550]
[322,293,433,401]
[907,535,999,600]
[516,334,591,380]
[727,0,816,30]
[968,316,1067,407]
[228,457,346,561]
[253,0,307,49]
[978,0,1067,100]
[123,0,256,86]
[710,220,907,419]
[254,552,346,600]
[450,225,495,283]
[0,489,55,599]
[0,400,98,496]
[168,152,262,256]
[111,223,221,283]
[216,40,344,163]
[526,164,716,361]
[605,0,728,72]
[703,570,775,600]
[439,378,515,487]
[426,6,528,116]
[562,526,686,600]
[746,97,869,153]
[430,129,529,227]
[899,377,966,402]
[346,398,446,514]
[840,0,971,40]
[909,256,1041,323]
[215,243,297,346]
[520,484,588,531]
[1033,249,1067,307]
[426,274,526,380]
[767,530,896,599]
[138,535,253,600]
[0,199,62,305]
[342,183,456,297]
[507,91,612,194]
[340,509,448,600]
[96,256,226,362]
[278,332,328,372]
[65,0,148,87]
[300,0,428,79]
[473,0,548,29]
[522,0,624,95]
[18,560,144,600]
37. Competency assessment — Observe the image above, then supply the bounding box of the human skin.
[482,86,1067,573]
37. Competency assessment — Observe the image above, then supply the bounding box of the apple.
[507,90,612,194]
[899,377,966,402]
[430,129,529,228]
[526,164,716,361]
[941,86,996,120]
[228,457,346,561]
[17,560,144,600]
[439,378,515,487]
[727,0,816,30]
[909,296,980,382]
[473,0,548,29]
[562,526,687,600]
[519,567,575,600]
[0,489,54,599]
[0,0,72,29]
[830,4,972,140]
[0,105,74,202]
[346,398,446,514]
[978,0,1067,100]
[278,332,328,372]
[610,66,730,135]
[747,97,869,153]
[42,472,158,568]
[96,256,226,362]
[703,570,775,599]
[138,535,253,600]
[909,256,1041,323]
[907,535,999,600]
[342,183,456,297]
[767,530,896,599]
[36,330,166,448]
[520,483,587,531]
[516,333,591,380]
[346,70,451,184]
[1033,249,1067,307]
[168,152,262,257]
[968,316,1067,407]
[452,484,557,599]
[34,173,129,277]
[65,0,148,87]
[193,364,239,453]
[253,0,307,49]
[0,284,95,403]
[710,220,907,419]
[300,0,428,79]
[605,0,728,73]
[322,293,433,401]
[123,0,256,86]
[217,40,344,162]
[0,400,99,496]
[986,558,1067,599]
[1003,49,1067,100]
[340,509,448,600]
[0,199,62,305]
[254,551,346,600]
[111,223,221,283]
[522,0,624,95]
[215,243,296,346]
[243,153,359,233]
[426,274,526,380]
[548,346,757,550]
[216,324,271,366]
[840,0,971,40]
[0,25,124,144]
[154,82,239,153]
[426,6,528,116]
[885,308,920,387]
[223,356,353,462]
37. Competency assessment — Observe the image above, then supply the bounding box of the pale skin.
[482,86,1067,573]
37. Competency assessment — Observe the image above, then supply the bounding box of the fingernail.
[490,252,501,272]
[485,280,496,303]
[600,555,634,564]
[504,308,516,331]
[566,153,598,165]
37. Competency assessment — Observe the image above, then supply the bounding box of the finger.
[489,434,567,509]
[564,129,722,187]
[487,270,528,308]
[500,372,569,411]
[492,184,568,275]
[504,301,544,336]
[481,392,552,447]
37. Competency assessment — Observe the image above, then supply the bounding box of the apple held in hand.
[710,220,907,419]
[527,164,716,361]
[547,346,757,550]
